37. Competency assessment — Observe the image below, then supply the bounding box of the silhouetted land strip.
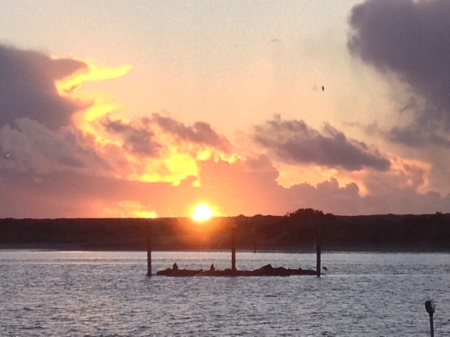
[156,264,317,277]
[0,209,449,251]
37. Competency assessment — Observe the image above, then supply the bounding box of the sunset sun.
[191,203,214,222]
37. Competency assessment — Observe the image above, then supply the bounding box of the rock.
[156,264,317,277]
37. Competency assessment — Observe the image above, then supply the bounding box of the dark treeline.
[0,209,449,251]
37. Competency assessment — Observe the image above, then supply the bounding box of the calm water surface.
[0,250,449,336]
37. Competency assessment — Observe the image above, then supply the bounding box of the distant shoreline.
[1,213,449,252]
[1,243,449,253]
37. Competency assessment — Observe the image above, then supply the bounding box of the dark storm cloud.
[0,44,88,129]
[102,118,161,157]
[253,115,390,171]
[0,118,109,174]
[388,125,450,148]
[151,113,230,151]
[0,45,110,174]
[348,0,450,147]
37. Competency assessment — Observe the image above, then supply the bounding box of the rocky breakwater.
[156,264,317,277]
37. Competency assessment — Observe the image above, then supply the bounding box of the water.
[0,250,449,336]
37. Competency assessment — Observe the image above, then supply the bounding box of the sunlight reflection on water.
[0,251,449,336]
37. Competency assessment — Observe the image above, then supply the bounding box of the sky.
[1,0,450,218]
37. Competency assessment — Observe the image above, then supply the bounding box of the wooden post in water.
[252,222,257,254]
[316,222,321,278]
[146,224,152,277]
[231,223,237,271]
[425,300,436,337]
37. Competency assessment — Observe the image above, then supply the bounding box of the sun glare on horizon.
[191,203,214,222]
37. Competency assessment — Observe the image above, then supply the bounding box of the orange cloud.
[51,59,241,188]
[96,115,239,186]
[53,56,132,97]
[53,57,132,143]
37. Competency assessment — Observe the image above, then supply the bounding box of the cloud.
[1,44,448,218]
[151,113,230,151]
[344,156,432,197]
[185,158,450,216]
[348,0,450,147]
[0,153,448,218]
[102,117,161,157]
[0,45,117,176]
[96,114,235,185]
[388,125,450,148]
[0,45,88,130]
[252,115,390,171]
[0,118,108,174]
[101,113,231,160]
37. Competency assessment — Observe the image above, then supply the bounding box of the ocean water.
[0,250,449,336]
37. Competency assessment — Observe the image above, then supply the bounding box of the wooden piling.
[425,300,436,337]
[146,226,152,277]
[231,225,236,271]
[252,223,257,254]
[316,222,321,278]
[429,314,434,337]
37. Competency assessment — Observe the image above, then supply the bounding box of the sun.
[191,203,214,222]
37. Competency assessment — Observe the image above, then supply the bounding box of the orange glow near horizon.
[101,200,158,218]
